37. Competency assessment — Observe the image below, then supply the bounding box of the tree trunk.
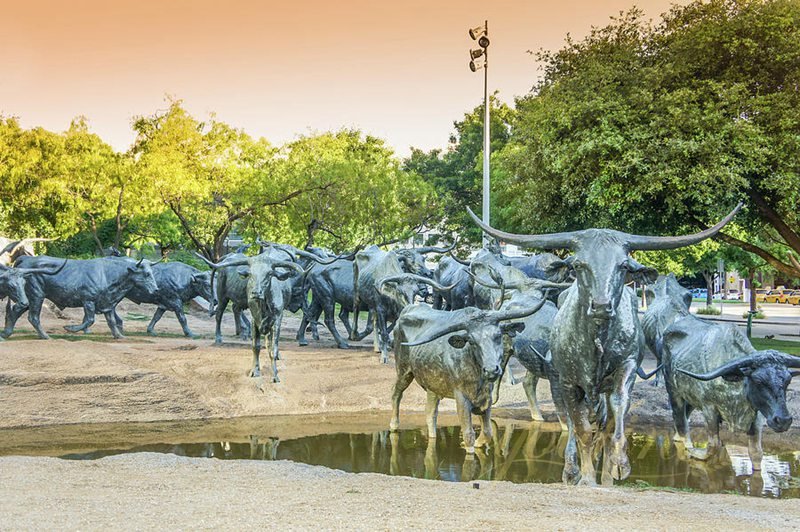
[88,216,104,256]
[702,271,714,307]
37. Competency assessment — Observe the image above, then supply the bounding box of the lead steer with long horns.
[468,203,741,485]
[662,313,800,470]
[390,298,545,453]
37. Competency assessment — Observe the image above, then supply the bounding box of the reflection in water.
[60,424,800,499]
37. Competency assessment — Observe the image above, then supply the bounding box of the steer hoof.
[272,375,280,383]
[474,435,491,449]
[336,342,350,349]
[298,339,309,347]
[248,368,261,378]
[147,330,157,337]
[576,476,598,487]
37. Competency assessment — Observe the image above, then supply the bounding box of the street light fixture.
[468,20,491,245]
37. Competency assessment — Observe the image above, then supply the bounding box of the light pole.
[469,21,491,246]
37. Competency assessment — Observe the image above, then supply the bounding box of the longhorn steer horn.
[467,203,742,252]
[625,203,742,250]
[18,258,68,276]
[467,207,578,250]
[413,239,457,255]
[636,364,663,380]
[377,274,458,295]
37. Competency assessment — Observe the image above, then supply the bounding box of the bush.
[743,310,766,320]
[696,306,722,316]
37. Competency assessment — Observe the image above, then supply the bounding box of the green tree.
[132,99,322,260]
[497,1,800,276]
[404,96,514,245]
[249,130,436,252]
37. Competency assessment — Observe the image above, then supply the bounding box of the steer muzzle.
[588,298,614,320]
[768,414,793,433]
[484,364,503,382]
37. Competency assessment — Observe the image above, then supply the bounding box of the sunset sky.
[2,0,686,156]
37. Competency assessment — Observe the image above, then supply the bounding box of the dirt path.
[1,453,798,530]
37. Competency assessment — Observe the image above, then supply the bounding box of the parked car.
[723,289,741,300]
[755,288,769,303]
[765,289,788,304]
[690,288,708,299]
[786,290,800,306]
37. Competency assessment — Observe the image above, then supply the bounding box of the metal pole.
[481,20,490,246]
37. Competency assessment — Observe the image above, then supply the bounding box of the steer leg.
[747,415,765,471]
[214,296,228,344]
[377,313,392,364]
[389,369,414,432]
[174,307,195,338]
[323,301,349,349]
[3,298,29,339]
[64,302,96,334]
[690,407,722,461]
[267,319,281,383]
[147,307,167,336]
[103,311,124,339]
[455,390,477,454]
[296,300,319,346]
[339,307,353,339]
[523,372,545,422]
[562,384,595,486]
[249,325,262,378]
[113,310,124,335]
[26,297,50,340]
[474,402,493,449]
[425,390,440,439]
[605,360,636,481]
[373,313,380,354]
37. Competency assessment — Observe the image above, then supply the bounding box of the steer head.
[129,258,160,296]
[238,259,304,302]
[402,299,546,381]
[0,260,68,306]
[679,350,800,432]
[378,274,456,310]
[467,204,741,323]
[191,271,214,306]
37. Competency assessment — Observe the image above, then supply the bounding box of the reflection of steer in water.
[390,299,545,453]
[662,314,800,470]
[199,248,306,382]
[469,203,741,485]
[4,256,159,339]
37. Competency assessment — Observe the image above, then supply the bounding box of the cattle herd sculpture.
[1,201,799,487]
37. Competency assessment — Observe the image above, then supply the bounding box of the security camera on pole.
[468,21,491,246]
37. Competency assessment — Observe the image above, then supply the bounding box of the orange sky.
[1,0,686,156]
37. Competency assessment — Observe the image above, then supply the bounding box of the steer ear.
[624,258,658,285]
[448,334,469,349]
[500,322,526,338]
[236,266,250,279]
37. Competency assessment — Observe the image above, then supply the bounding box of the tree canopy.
[495,0,800,277]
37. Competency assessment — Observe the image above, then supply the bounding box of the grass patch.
[620,479,698,493]
[696,306,721,315]
[751,338,800,355]
[125,312,151,321]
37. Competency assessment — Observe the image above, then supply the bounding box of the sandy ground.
[2,453,800,531]
[1,301,800,529]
